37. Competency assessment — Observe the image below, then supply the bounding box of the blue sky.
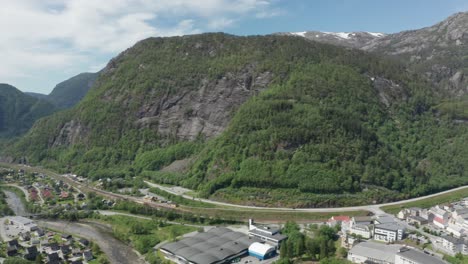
[1,0,466,94]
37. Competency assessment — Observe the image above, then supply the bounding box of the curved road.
[3,162,468,215]
[4,184,30,202]
[145,181,468,215]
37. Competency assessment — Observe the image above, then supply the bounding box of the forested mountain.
[294,12,468,98]
[0,84,56,138]
[47,72,98,109]
[4,12,468,207]
[7,31,466,208]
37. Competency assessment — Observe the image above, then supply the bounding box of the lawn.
[92,215,197,254]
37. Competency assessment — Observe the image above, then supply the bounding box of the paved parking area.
[238,254,280,264]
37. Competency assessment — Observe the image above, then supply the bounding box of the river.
[3,190,27,216]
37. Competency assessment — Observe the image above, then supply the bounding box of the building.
[395,247,447,264]
[248,219,287,247]
[327,216,351,228]
[348,242,447,264]
[430,206,450,228]
[374,223,405,242]
[347,241,401,264]
[349,224,373,239]
[447,223,466,238]
[160,227,260,264]
[248,242,275,260]
[407,215,428,226]
[438,235,468,255]
[8,216,37,231]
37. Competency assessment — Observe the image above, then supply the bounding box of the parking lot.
[238,254,280,264]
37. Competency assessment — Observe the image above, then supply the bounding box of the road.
[145,181,468,215]
[38,220,145,264]
[3,162,468,216]
[145,181,390,214]
[4,184,30,202]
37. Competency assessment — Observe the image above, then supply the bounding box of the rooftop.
[375,222,404,232]
[161,227,260,264]
[349,241,400,263]
[397,248,447,264]
[249,228,287,242]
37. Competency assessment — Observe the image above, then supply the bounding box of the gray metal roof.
[190,253,220,264]
[397,248,447,264]
[161,227,259,264]
[375,222,404,232]
[249,229,287,241]
[348,241,400,263]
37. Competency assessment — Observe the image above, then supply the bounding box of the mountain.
[25,92,48,100]
[9,32,468,208]
[47,72,98,109]
[289,12,468,98]
[281,31,385,49]
[0,84,56,138]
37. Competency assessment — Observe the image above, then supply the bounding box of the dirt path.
[38,220,145,264]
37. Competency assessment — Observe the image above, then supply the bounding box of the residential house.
[327,216,350,229]
[407,216,428,226]
[348,216,373,239]
[61,234,72,242]
[47,252,61,264]
[78,238,90,247]
[24,246,38,261]
[83,250,93,262]
[430,206,450,229]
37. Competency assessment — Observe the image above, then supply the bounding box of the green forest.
[5,33,468,207]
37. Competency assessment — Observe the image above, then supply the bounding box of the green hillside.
[47,72,98,109]
[6,33,468,207]
[0,84,57,138]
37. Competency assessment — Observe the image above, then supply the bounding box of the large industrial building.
[248,219,287,247]
[160,227,262,264]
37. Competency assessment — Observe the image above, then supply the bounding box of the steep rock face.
[135,70,273,140]
[51,120,88,147]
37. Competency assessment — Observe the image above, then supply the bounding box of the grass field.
[381,187,468,214]
[183,206,371,222]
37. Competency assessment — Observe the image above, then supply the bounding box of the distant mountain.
[0,84,56,138]
[281,31,385,49]
[25,92,48,100]
[363,12,468,97]
[287,12,468,97]
[47,72,98,109]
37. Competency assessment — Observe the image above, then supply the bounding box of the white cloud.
[0,0,282,93]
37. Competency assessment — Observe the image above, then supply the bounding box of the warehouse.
[8,216,37,232]
[248,242,276,260]
[160,227,261,264]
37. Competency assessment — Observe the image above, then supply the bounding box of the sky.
[1,0,467,94]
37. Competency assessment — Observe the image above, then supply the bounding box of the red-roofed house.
[328,216,351,229]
